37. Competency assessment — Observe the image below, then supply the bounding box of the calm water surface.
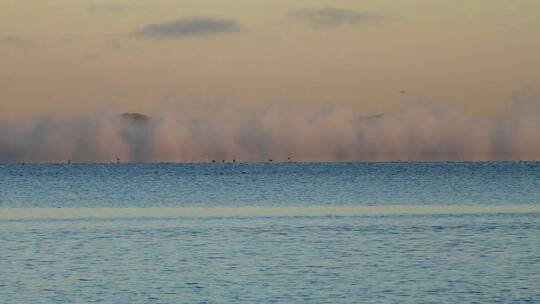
[1,162,539,208]
[1,162,539,303]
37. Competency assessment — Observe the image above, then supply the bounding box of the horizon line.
[2,160,539,165]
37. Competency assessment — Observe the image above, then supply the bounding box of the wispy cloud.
[133,17,242,38]
[290,7,399,29]
[0,36,31,48]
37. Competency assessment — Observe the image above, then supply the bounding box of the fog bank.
[1,104,539,163]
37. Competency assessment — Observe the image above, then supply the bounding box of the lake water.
[1,162,539,303]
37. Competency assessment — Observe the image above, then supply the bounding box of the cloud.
[133,17,242,38]
[0,36,31,47]
[290,7,399,29]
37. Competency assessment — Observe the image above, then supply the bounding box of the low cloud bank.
[1,104,539,163]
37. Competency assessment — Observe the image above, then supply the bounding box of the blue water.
[1,162,539,208]
[1,162,539,303]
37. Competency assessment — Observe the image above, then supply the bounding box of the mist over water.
[1,102,539,163]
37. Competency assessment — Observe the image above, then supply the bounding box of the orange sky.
[1,0,540,120]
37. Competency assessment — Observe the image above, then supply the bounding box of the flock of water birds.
[16,157,295,166]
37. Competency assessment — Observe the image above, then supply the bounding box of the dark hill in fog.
[121,113,150,123]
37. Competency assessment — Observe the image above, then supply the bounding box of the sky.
[0,0,539,162]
